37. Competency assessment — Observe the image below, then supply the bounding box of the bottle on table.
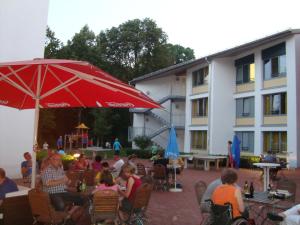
[243,181,249,194]
[81,179,87,192]
[77,180,82,192]
[250,182,254,198]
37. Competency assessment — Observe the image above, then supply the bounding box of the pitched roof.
[130,29,300,84]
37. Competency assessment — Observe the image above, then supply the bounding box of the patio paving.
[145,164,300,225]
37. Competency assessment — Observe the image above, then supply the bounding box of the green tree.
[44,27,63,58]
[166,44,195,64]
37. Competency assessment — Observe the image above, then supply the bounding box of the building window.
[235,131,254,153]
[192,98,208,117]
[192,66,209,86]
[262,43,286,80]
[264,92,287,115]
[263,131,287,153]
[236,97,254,117]
[235,54,255,84]
[191,130,207,150]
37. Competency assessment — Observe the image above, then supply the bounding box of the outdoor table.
[244,191,280,224]
[193,155,227,171]
[253,163,280,191]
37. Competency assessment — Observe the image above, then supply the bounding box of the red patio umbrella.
[0,59,161,187]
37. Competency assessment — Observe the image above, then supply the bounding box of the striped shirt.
[41,165,66,194]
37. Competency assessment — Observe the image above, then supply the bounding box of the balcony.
[263,115,287,125]
[191,116,208,125]
[236,82,254,93]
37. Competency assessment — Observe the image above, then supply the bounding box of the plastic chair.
[91,189,119,225]
[28,188,69,225]
[194,180,210,225]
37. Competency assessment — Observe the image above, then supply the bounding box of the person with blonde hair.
[119,164,142,213]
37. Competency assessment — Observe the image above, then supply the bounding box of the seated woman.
[74,154,89,170]
[92,170,118,194]
[212,168,247,219]
[118,164,142,214]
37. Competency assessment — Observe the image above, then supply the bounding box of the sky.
[48,0,300,58]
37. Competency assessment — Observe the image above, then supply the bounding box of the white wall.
[287,36,299,167]
[0,0,49,178]
[209,58,235,155]
[295,35,300,167]
[133,74,186,150]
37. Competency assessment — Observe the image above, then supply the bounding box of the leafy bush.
[133,136,152,150]
[126,149,154,159]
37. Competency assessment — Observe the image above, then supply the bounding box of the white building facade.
[185,30,300,168]
[131,29,300,167]
[0,0,49,177]
[129,65,188,151]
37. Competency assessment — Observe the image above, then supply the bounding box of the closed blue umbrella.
[165,126,179,159]
[165,126,182,192]
[232,135,241,169]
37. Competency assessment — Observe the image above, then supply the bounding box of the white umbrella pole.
[31,100,40,188]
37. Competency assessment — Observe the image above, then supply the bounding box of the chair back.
[66,171,82,187]
[137,163,147,176]
[153,164,166,179]
[28,188,52,221]
[276,179,297,202]
[194,180,207,206]
[92,189,119,220]
[131,183,152,210]
[83,170,95,186]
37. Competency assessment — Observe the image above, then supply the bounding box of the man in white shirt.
[111,156,124,178]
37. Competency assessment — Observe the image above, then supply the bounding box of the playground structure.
[64,123,91,151]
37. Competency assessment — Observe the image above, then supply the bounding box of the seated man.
[200,178,222,212]
[41,154,84,216]
[0,168,18,205]
[21,152,33,179]
[261,151,279,180]
[111,155,125,178]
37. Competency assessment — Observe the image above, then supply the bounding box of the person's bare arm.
[119,177,134,198]
[235,188,245,213]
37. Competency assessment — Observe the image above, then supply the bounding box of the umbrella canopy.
[164,126,179,160]
[0,59,160,109]
[0,59,161,187]
[232,134,241,169]
[75,123,89,129]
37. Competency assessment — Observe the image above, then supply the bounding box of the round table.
[253,163,280,191]
[167,164,182,192]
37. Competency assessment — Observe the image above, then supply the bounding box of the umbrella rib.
[39,65,48,93]
[0,65,30,82]
[52,64,160,107]
[39,76,80,100]
[52,64,141,93]
[8,66,35,96]
[47,67,85,107]
[0,71,35,98]
[19,69,38,109]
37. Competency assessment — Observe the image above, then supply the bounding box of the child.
[92,170,118,194]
